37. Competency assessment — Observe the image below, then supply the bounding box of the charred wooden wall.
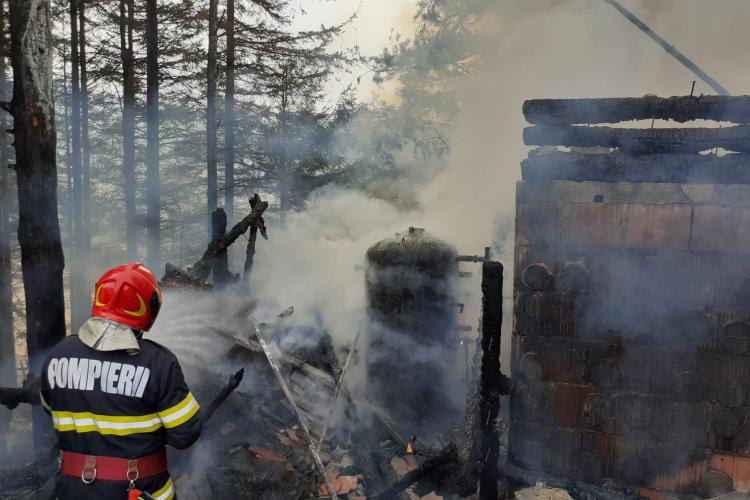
[512,95,750,499]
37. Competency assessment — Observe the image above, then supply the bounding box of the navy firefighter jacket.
[40,334,202,500]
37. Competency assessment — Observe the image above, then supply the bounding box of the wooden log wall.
[512,96,750,499]
[523,96,750,125]
[521,95,750,183]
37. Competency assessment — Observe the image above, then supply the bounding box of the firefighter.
[40,262,201,500]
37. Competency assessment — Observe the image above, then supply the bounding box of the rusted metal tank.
[365,227,460,433]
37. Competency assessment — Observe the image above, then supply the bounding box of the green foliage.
[47,0,491,269]
[363,0,493,170]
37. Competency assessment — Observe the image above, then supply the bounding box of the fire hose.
[249,313,340,500]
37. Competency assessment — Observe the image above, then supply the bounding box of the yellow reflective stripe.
[52,410,159,423]
[158,392,200,429]
[39,393,51,412]
[162,400,199,429]
[51,410,163,436]
[150,477,174,500]
[157,392,194,419]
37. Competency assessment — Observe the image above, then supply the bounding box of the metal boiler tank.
[365,227,460,434]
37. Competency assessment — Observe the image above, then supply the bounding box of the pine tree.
[9,0,66,454]
[145,0,160,272]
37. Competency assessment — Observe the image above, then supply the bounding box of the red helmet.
[91,262,162,332]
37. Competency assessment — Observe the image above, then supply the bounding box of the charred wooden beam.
[317,331,359,446]
[371,444,459,500]
[208,326,337,390]
[363,398,408,448]
[524,125,750,154]
[161,263,211,289]
[602,0,730,96]
[249,314,340,500]
[201,368,244,426]
[191,196,268,280]
[522,151,750,184]
[163,194,268,284]
[523,96,750,125]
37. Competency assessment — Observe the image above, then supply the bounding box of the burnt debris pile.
[0,215,513,499]
[514,95,750,499]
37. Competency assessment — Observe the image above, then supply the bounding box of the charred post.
[210,207,230,286]
[242,193,267,292]
[479,261,503,499]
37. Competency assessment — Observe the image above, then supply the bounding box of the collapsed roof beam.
[602,0,731,96]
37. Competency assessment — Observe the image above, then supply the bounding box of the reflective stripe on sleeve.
[157,392,199,429]
[151,477,175,500]
[39,393,51,412]
[51,410,162,436]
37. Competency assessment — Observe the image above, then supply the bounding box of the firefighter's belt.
[59,449,167,482]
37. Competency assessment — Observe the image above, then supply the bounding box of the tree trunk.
[62,55,72,263]
[75,0,90,330]
[145,0,159,272]
[9,0,66,455]
[120,0,136,260]
[68,0,83,331]
[279,87,290,224]
[224,0,235,224]
[206,0,218,234]
[524,124,750,154]
[78,1,89,242]
[0,0,14,455]
[522,96,750,125]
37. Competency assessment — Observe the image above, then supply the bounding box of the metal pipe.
[457,255,485,263]
[602,0,730,96]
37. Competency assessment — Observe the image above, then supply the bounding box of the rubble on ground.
[515,485,573,500]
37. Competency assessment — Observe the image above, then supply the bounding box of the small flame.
[406,441,414,454]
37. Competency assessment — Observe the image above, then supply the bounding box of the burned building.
[365,227,461,434]
[511,96,750,499]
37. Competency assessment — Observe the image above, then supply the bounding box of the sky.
[292,0,419,99]
[297,0,749,102]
